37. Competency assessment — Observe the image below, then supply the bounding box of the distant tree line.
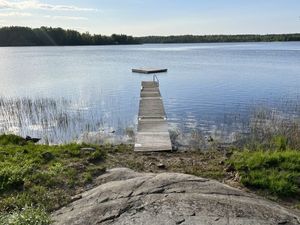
[0,26,299,46]
[137,34,300,44]
[0,26,138,46]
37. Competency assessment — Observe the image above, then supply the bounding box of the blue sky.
[0,0,299,36]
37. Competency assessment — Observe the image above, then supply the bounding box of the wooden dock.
[134,81,172,152]
[132,68,168,74]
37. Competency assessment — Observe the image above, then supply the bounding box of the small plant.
[48,163,64,175]
[87,149,105,163]
[0,163,33,193]
[0,206,51,225]
[272,135,288,151]
[82,172,93,184]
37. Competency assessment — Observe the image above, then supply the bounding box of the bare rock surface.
[52,168,300,225]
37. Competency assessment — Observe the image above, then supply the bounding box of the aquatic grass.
[0,97,135,145]
[0,97,77,144]
[1,96,299,149]
[244,106,300,150]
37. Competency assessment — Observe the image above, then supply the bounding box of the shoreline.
[1,26,300,47]
[0,134,299,217]
[1,40,300,48]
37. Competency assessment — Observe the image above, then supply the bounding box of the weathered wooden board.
[134,81,172,152]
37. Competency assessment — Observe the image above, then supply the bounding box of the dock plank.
[137,120,169,132]
[141,92,161,98]
[135,81,172,152]
[135,132,172,152]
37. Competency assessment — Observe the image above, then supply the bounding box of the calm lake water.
[0,42,300,144]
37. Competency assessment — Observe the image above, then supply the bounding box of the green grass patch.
[0,134,133,224]
[230,149,300,197]
[0,206,51,225]
[0,134,27,146]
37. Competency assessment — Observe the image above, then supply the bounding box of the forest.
[137,33,300,43]
[0,26,300,46]
[0,26,138,46]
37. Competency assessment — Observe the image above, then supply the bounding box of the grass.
[0,134,27,146]
[0,207,51,225]
[242,107,300,150]
[229,149,300,197]
[0,134,117,225]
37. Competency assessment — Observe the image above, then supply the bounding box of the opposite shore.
[0,26,300,47]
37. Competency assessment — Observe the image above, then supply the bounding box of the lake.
[0,42,300,144]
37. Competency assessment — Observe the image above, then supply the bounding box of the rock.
[175,217,185,224]
[25,136,41,143]
[71,195,82,202]
[157,163,166,169]
[278,221,288,224]
[80,148,96,153]
[219,160,225,165]
[52,168,300,225]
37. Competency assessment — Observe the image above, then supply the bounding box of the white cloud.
[44,15,88,21]
[0,11,31,16]
[0,0,98,11]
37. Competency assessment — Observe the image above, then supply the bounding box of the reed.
[0,97,133,145]
[241,107,300,150]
